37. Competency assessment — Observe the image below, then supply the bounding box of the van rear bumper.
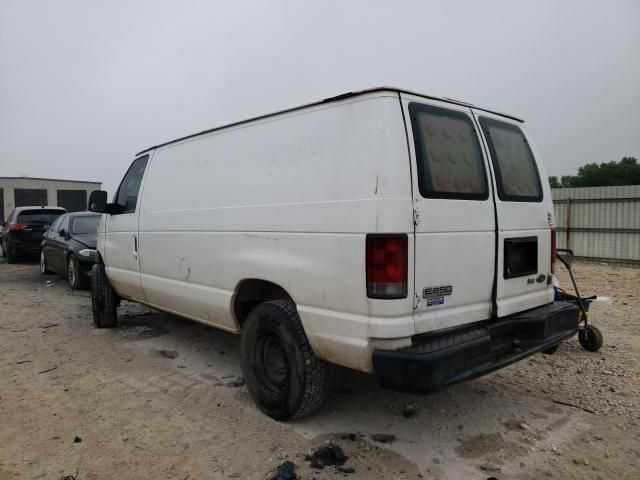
[372,301,578,394]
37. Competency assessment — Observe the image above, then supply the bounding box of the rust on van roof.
[136,87,524,156]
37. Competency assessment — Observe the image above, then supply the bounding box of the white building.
[0,176,102,220]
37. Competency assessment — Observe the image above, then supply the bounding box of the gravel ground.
[497,262,640,420]
[0,257,638,479]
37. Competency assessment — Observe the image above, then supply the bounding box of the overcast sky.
[1,0,638,196]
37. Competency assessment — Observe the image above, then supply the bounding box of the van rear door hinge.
[413,293,420,309]
[413,208,422,226]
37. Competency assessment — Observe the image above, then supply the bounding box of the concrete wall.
[552,185,640,264]
[0,177,102,219]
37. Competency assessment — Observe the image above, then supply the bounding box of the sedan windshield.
[71,215,100,235]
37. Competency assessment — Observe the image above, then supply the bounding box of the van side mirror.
[89,190,108,213]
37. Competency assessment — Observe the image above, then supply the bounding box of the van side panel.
[137,94,413,372]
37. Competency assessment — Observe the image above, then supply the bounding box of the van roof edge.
[135,87,524,156]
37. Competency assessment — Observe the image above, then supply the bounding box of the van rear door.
[473,111,554,317]
[401,95,496,333]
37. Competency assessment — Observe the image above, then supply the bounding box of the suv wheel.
[241,300,328,420]
[91,263,118,328]
[6,243,16,264]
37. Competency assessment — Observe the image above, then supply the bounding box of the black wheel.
[91,263,118,328]
[1,240,6,258]
[67,255,88,290]
[241,300,328,420]
[6,243,17,264]
[542,344,560,355]
[578,325,603,352]
[40,250,50,274]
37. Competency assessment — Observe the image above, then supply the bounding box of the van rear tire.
[91,263,118,328]
[241,300,328,420]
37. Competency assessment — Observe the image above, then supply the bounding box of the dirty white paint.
[98,88,555,373]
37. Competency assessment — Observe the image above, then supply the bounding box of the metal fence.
[552,185,640,264]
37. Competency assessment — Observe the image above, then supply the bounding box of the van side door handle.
[133,235,138,256]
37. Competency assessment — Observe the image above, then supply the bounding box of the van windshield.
[409,103,488,200]
[479,118,542,202]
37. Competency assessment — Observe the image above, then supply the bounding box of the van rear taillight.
[9,223,27,231]
[366,234,408,299]
[550,229,557,273]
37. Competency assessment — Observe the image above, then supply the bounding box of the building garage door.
[57,190,87,212]
[15,189,48,207]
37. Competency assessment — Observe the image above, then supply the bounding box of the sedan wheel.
[40,250,50,274]
[67,255,88,290]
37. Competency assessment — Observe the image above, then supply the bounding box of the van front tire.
[241,300,328,420]
[91,263,118,328]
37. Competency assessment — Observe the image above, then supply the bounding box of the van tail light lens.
[9,223,28,231]
[550,229,557,273]
[366,234,408,299]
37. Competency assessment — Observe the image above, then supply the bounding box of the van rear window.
[479,117,542,202]
[409,103,488,200]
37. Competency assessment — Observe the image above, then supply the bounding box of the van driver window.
[115,155,149,212]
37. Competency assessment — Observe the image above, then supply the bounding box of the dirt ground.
[0,257,639,480]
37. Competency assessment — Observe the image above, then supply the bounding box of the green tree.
[556,157,639,187]
[561,175,578,187]
[548,176,561,188]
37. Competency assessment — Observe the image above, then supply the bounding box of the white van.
[89,87,578,419]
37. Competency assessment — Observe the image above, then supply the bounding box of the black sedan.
[40,211,101,289]
[1,206,66,263]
